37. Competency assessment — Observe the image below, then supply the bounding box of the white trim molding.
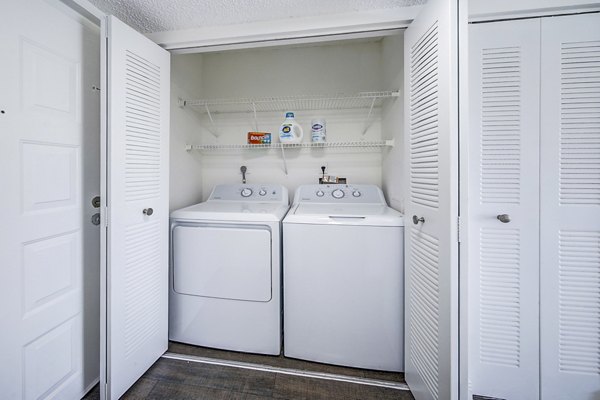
[469,0,600,22]
[58,0,106,25]
[146,6,423,53]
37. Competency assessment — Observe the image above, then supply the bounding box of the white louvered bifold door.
[540,13,600,400]
[468,19,541,400]
[403,0,459,399]
[100,16,170,400]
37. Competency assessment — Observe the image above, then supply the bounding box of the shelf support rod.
[280,144,289,175]
[251,102,258,131]
[205,104,219,138]
[362,97,378,136]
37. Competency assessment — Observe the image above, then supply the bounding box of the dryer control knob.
[332,189,345,199]
[352,190,361,197]
[316,190,325,197]
[241,188,253,197]
[259,189,267,196]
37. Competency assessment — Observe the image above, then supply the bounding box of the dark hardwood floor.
[168,341,406,383]
[84,343,413,399]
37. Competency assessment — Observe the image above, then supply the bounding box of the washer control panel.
[209,184,288,204]
[295,184,386,204]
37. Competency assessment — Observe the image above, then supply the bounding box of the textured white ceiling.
[88,0,426,33]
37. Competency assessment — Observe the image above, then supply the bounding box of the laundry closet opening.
[167,31,408,385]
[170,33,406,210]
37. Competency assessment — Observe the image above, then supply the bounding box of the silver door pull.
[412,215,425,224]
[497,214,510,223]
[143,208,154,216]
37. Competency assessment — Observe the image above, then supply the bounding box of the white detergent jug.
[279,112,303,144]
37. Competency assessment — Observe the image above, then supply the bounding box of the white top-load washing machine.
[169,184,289,355]
[283,184,404,371]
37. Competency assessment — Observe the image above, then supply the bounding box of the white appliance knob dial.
[316,190,325,197]
[241,188,253,197]
[259,189,267,196]
[332,189,345,199]
[352,190,361,197]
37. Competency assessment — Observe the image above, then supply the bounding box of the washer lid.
[170,202,290,222]
[284,203,404,226]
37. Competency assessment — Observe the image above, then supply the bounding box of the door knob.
[143,208,154,216]
[91,213,101,226]
[497,214,510,223]
[412,215,425,224]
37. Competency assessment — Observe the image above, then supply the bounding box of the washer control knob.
[332,189,345,199]
[259,189,267,196]
[316,190,325,197]
[352,190,361,197]
[241,188,253,197]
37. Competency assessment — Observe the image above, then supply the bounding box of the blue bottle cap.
[285,112,295,118]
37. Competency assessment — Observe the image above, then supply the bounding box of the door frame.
[60,0,104,24]
[147,7,423,53]
[458,1,470,399]
[469,1,600,22]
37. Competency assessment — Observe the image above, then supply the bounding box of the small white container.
[311,118,326,142]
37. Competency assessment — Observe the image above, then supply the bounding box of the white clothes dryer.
[169,184,289,355]
[283,184,404,371]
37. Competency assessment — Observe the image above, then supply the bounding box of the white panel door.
[403,0,459,398]
[101,16,170,400]
[0,0,100,398]
[540,13,600,400]
[468,19,541,400]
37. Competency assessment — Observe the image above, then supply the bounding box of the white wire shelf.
[179,91,400,114]
[185,140,394,152]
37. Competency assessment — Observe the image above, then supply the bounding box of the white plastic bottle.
[279,112,304,144]
[311,118,326,142]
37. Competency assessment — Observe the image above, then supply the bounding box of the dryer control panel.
[294,184,387,204]
[209,184,289,204]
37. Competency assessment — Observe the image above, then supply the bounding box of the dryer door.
[172,224,272,302]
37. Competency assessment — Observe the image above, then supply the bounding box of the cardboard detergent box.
[247,132,272,144]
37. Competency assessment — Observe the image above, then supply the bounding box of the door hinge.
[457,216,461,243]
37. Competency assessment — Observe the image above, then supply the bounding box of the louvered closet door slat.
[101,16,170,400]
[403,0,459,399]
[540,13,600,400]
[468,19,541,400]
